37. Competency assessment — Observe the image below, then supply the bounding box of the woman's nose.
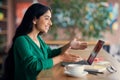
[49,20,52,26]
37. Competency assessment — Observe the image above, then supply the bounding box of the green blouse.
[13,35,61,80]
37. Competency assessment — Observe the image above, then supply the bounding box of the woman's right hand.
[53,52,82,65]
[60,52,82,62]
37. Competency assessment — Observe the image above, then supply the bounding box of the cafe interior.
[0,0,120,80]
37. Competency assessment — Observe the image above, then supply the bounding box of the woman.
[3,3,87,80]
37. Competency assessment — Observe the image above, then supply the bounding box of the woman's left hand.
[70,38,87,50]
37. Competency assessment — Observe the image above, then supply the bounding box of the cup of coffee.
[65,64,85,75]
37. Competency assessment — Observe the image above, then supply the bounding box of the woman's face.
[34,10,52,33]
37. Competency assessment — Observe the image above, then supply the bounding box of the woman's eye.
[45,18,49,20]
[44,16,50,19]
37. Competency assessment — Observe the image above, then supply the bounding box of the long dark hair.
[2,3,51,80]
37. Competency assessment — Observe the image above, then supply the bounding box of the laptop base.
[61,60,89,66]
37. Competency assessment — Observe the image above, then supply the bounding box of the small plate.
[64,70,88,77]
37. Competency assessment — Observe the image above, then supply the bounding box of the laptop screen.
[87,40,105,65]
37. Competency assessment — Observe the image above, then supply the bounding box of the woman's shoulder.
[15,35,29,44]
[16,35,27,40]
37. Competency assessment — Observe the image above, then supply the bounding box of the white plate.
[64,70,88,77]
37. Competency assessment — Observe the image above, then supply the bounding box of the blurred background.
[0,0,120,76]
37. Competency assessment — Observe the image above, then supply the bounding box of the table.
[37,46,120,80]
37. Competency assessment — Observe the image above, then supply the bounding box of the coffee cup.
[65,64,85,75]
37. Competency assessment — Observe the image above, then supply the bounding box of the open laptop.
[61,40,105,66]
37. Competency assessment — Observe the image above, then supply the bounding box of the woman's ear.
[33,17,37,24]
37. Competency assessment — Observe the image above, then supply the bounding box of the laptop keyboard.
[61,60,89,66]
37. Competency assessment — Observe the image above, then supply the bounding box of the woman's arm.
[61,38,87,53]
[52,52,82,65]
[52,38,87,65]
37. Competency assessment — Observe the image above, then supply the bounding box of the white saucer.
[64,70,88,77]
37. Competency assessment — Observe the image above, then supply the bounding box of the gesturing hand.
[70,38,87,50]
[60,52,82,62]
